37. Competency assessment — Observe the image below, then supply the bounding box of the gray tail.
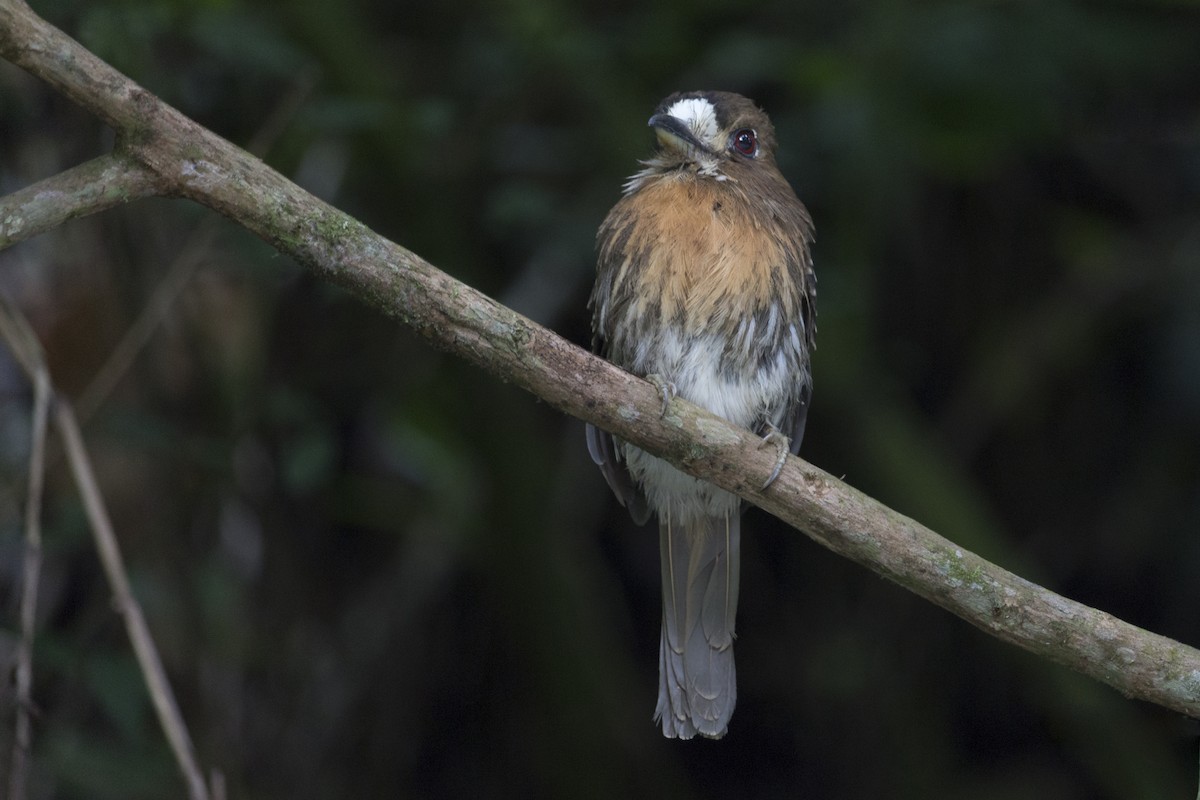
[654,507,740,739]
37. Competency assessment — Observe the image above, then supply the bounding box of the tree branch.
[3,297,49,800]
[54,400,213,800]
[0,295,214,800]
[0,153,160,249]
[2,0,1197,727]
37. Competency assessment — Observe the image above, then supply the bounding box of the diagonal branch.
[0,153,161,249]
[2,297,50,800]
[74,69,319,422]
[54,400,212,800]
[1,0,1198,727]
[0,295,214,800]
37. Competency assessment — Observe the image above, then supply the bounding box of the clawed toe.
[759,426,791,490]
[646,374,677,418]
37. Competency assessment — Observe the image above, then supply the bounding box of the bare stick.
[53,403,211,800]
[0,296,211,800]
[0,153,160,250]
[1,0,1198,721]
[75,69,319,422]
[3,300,50,800]
[74,241,207,421]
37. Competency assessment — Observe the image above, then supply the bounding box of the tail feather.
[655,508,740,739]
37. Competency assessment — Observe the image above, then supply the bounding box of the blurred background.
[2,0,1200,797]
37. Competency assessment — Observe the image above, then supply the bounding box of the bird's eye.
[731,129,758,157]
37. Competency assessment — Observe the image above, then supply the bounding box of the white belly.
[617,325,803,522]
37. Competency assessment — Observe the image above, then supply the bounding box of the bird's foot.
[758,425,791,490]
[645,374,677,418]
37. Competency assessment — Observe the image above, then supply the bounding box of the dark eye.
[731,128,758,157]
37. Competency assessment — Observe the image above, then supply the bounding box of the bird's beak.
[648,112,712,156]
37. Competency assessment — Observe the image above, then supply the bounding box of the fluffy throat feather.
[598,175,806,340]
[623,155,729,195]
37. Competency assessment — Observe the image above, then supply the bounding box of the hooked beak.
[647,112,714,157]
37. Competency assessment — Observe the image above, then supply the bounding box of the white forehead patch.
[666,97,719,145]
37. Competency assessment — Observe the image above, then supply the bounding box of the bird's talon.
[759,428,790,490]
[646,374,677,418]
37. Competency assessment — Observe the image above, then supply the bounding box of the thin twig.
[0,296,212,800]
[210,767,226,800]
[0,153,160,252]
[75,68,318,422]
[3,300,51,800]
[0,293,44,378]
[0,48,317,793]
[74,241,208,422]
[243,66,319,159]
[53,404,211,800]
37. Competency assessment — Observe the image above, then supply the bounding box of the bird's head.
[644,90,779,177]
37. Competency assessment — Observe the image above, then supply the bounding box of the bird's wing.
[784,381,811,456]
[585,422,651,525]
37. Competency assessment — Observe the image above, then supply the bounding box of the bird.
[586,91,816,739]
